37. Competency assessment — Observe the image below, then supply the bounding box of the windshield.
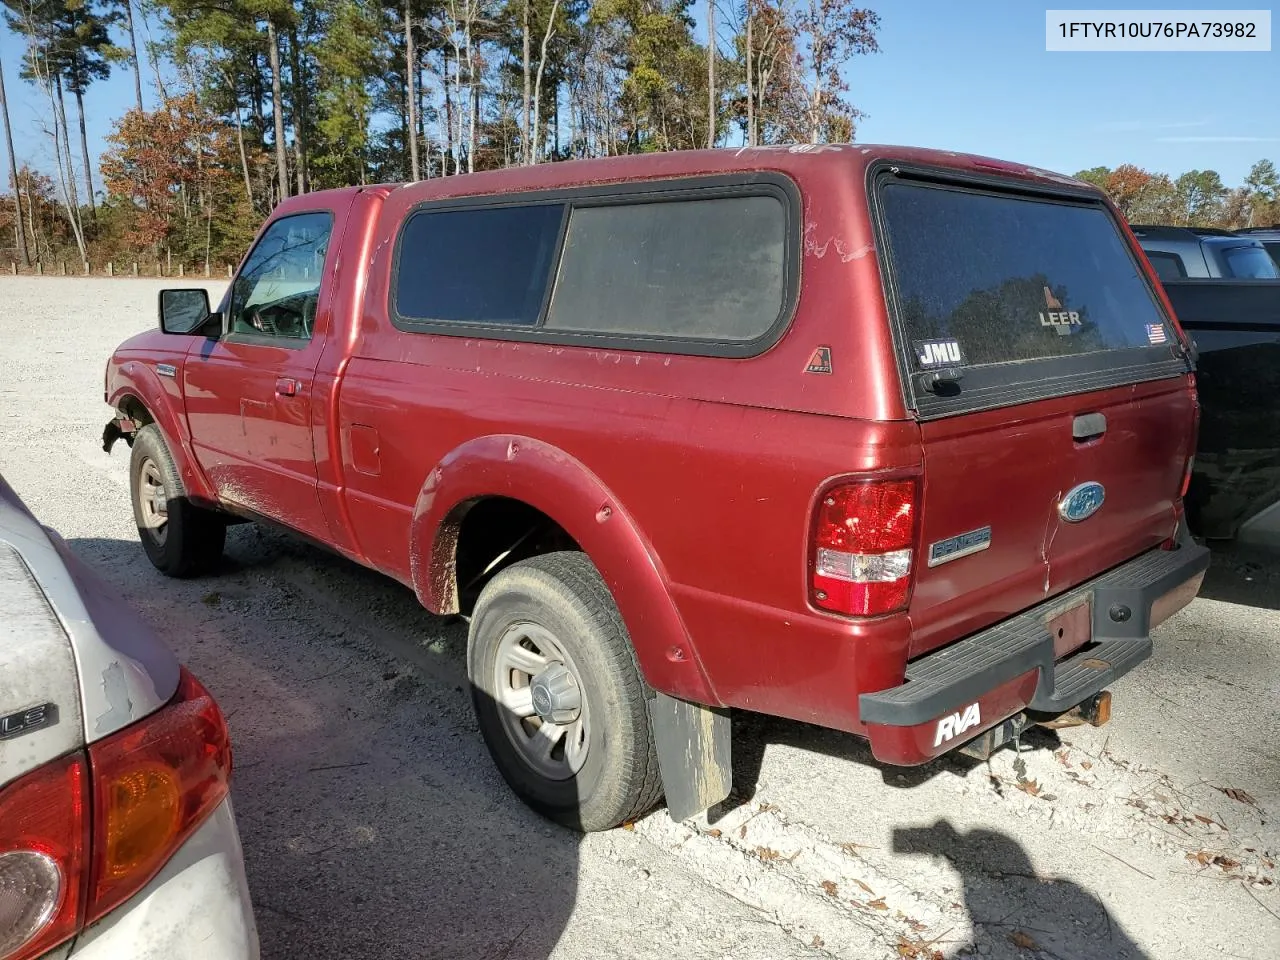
[880,182,1172,369]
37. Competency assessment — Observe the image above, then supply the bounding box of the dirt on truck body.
[102,144,1209,831]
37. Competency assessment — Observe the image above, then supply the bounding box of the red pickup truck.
[103,146,1210,831]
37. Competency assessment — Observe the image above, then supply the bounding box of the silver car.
[0,474,259,960]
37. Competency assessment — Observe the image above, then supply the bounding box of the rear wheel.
[129,424,225,577]
[467,551,662,831]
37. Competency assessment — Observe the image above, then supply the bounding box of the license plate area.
[1045,598,1092,660]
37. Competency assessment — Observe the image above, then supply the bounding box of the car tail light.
[0,755,87,960]
[87,668,231,923]
[811,479,917,616]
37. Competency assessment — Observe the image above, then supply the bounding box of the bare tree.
[0,56,29,265]
[706,0,715,148]
[531,0,561,162]
[522,0,531,164]
[793,0,878,143]
[405,0,420,179]
[266,18,289,202]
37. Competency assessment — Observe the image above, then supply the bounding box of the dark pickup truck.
[1159,279,1280,546]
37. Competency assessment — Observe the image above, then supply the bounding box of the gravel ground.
[1,276,1277,960]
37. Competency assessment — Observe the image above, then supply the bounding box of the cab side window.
[229,212,334,340]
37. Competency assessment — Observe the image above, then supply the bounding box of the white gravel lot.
[1,276,1277,960]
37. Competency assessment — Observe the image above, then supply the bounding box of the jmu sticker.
[933,702,981,747]
[914,339,964,368]
[805,346,833,375]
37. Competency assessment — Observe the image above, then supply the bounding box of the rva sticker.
[914,338,964,368]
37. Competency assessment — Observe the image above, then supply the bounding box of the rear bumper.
[67,797,259,960]
[858,527,1210,765]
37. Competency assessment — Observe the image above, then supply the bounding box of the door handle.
[1072,412,1107,442]
[275,377,302,397]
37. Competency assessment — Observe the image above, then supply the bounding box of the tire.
[468,551,663,832]
[129,423,226,577]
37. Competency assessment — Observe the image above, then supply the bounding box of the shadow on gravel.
[709,712,1061,824]
[70,534,580,960]
[1198,542,1280,611]
[893,821,1151,959]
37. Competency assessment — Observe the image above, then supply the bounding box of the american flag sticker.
[1146,323,1168,345]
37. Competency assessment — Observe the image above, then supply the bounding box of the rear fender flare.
[408,434,718,706]
[108,363,217,504]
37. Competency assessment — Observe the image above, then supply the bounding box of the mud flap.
[650,693,732,822]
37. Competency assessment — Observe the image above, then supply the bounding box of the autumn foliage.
[100,94,261,266]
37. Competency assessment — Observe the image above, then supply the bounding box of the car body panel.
[69,798,259,960]
[1162,278,1280,543]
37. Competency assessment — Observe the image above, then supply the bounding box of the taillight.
[811,479,918,616]
[0,755,87,960]
[1180,455,1195,499]
[87,668,231,923]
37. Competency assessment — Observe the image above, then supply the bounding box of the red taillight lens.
[811,479,917,616]
[87,668,231,923]
[1180,455,1195,499]
[0,755,87,960]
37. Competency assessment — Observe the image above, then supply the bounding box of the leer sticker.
[805,346,833,374]
[1039,285,1081,335]
[914,338,964,368]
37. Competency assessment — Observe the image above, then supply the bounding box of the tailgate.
[872,168,1195,657]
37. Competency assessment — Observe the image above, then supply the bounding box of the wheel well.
[446,497,580,615]
[118,395,154,427]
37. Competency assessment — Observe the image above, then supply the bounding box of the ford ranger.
[102,146,1210,831]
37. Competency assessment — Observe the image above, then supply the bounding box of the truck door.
[184,200,351,543]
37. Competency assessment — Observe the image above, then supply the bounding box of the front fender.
[107,357,217,505]
[409,435,719,706]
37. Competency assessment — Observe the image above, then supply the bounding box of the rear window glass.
[543,196,786,341]
[880,182,1170,368]
[1263,241,1280,267]
[1221,243,1280,279]
[1145,251,1186,281]
[395,204,564,325]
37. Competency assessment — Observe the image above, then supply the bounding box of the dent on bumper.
[859,532,1211,765]
[69,797,260,960]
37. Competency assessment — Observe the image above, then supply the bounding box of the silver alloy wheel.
[493,622,589,781]
[137,457,168,544]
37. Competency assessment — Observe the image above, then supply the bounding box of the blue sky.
[2,0,1276,194]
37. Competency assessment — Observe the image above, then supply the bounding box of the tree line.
[0,0,879,269]
[1076,161,1280,230]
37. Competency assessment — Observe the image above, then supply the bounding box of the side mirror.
[159,289,221,338]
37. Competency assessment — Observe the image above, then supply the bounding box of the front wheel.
[129,424,225,577]
[468,552,663,831]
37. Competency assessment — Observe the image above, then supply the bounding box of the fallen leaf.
[1128,798,1149,810]
[756,846,781,861]
[1187,850,1213,866]
[706,828,722,838]
[1216,786,1258,807]
[840,840,869,855]
[867,897,888,910]
[1212,854,1241,871]
[854,878,875,895]
[895,935,943,960]
[1256,877,1274,887]
[738,825,747,839]
[1041,794,1058,802]
[811,936,824,948]
[820,880,838,897]
[1081,760,1094,770]
[1008,930,1040,950]
[1055,750,1071,767]
[900,915,927,932]
[1016,779,1042,798]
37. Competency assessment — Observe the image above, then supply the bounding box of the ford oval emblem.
[1059,482,1105,523]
